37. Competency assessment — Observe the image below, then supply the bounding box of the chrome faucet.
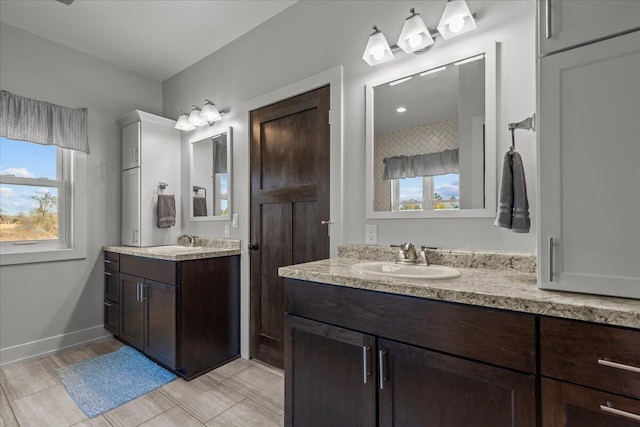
[391,242,418,264]
[178,234,198,246]
[391,243,436,265]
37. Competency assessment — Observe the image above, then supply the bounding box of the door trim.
[239,66,344,359]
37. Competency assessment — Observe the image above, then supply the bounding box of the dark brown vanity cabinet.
[284,279,537,427]
[103,252,120,336]
[104,251,240,380]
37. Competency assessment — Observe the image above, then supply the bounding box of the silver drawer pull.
[104,272,112,276]
[104,259,112,264]
[104,301,115,307]
[379,350,386,390]
[598,359,640,374]
[600,403,640,421]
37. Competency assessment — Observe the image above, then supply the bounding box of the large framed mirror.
[366,42,496,219]
[189,126,232,221]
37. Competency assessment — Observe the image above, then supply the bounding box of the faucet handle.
[420,246,437,251]
[391,242,414,250]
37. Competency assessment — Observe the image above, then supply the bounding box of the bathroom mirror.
[366,42,496,219]
[189,127,232,221]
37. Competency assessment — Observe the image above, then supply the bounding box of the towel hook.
[508,113,536,151]
[158,182,168,190]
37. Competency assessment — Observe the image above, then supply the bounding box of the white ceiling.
[0,0,297,81]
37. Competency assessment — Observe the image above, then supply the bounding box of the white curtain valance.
[383,148,459,180]
[0,90,89,154]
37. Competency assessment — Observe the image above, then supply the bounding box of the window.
[391,173,460,211]
[216,173,229,216]
[0,137,85,264]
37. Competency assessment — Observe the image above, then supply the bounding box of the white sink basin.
[351,261,461,280]
[142,245,203,253]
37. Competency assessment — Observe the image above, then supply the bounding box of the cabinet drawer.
[120,255,176,286]
[104,252,120,272]
[104,299,120,336]
[285,279,536,373]
[541,317,640,399]
[104,271,119,302]
[542,378,640,427]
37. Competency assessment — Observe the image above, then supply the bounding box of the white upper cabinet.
[122,122,140,170]
[538,0,640,56]
[537,31,640,299]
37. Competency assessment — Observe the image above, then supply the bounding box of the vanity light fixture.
[362,2,477,67]
[437,0,477,40]
[175,100,226,131]
[175,111,196,131]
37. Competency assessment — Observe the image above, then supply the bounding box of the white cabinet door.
[538,0,640,56]
[122,168,140,246]
[122,122,140,170]
[538,31,640,298]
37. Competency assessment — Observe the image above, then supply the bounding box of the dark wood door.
[144,279,176,369]
[542,378,640,426]
[250,86,330,368]
[284,315,376,427]
[378,339,536,427]
[120,273,144,350]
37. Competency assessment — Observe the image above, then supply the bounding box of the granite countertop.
[278,247,639,329]
[104,238,241,261]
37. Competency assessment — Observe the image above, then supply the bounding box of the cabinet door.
[119,273,144,350]
[378,339,536,427]
[284,315,376,427]
[144,280,176,370]
[121,122,140,170]
[543,378,640,426]
[538,0,640,56]
[538,31,640,299]
[121,168,140,246]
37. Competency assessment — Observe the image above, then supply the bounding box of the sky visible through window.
[0,137,58,215]
[398,174,460,202]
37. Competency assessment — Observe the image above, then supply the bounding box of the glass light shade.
[200,101,222,123]
[436,0,476,40]
[175,113,196,131]
[188,107,207,127]
[362,27,394,66]
[397,11,434,54]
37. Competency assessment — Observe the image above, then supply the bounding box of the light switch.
[224,224,231,238]
[232,213,239,228]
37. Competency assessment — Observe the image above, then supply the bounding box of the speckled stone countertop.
[103,238,241,261]
[279,245,639,329]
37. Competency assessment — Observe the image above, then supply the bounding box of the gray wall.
[0,23,162,363]
[164,0,537,253]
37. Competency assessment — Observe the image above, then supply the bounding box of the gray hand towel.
[157,194,176,228]
[494,151,530,233]
[193,196,207,217]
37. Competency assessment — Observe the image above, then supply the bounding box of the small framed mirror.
[366,42,496,219]
[189,126,232,221]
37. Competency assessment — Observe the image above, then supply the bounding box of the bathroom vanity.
[280,246,640,426]
[103,243,240,380]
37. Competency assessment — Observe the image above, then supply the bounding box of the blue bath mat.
[57,345,176,418]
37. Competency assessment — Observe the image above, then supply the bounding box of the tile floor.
[0,338,284,427]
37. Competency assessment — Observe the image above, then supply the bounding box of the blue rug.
[57,345,176,418]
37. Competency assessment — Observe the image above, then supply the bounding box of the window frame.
[0,141,86,265]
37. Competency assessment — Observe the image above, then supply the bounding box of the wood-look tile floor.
[0,338,284,427]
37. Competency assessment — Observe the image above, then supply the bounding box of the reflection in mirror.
[190,127,232,220]
[374,55,485,213]
[365,41,497,220]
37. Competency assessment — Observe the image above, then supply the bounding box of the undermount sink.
[351,261,461,280]
[142,245,203,253]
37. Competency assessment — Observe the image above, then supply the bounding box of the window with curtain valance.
[0,90,90,154]
[383,148,459,180]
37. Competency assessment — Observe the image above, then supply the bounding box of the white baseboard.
[0,325,111,366]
